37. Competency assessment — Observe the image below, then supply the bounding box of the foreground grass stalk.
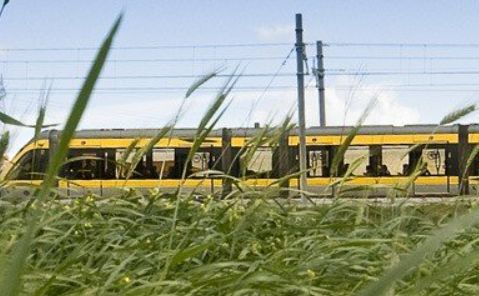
[0,15,122,296]
[358,203,479,296]
[163,71,238,280]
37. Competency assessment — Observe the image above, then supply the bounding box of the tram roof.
[35,124,478,139]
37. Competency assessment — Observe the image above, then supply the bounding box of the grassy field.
[0,194,479,295]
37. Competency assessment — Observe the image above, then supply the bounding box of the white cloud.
[216,84,420,128]
[255,24,293,42]
[322,85,421,126]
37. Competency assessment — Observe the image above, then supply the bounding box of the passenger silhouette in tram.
[402,164,409,176]
[133,160,147,178]
[149,167,160,179]
[365,165,375,176]
[379,164,391,176]
[342,163,350,176]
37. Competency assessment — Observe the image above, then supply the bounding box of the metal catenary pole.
[316,40,326,126]
[295,13,308,201]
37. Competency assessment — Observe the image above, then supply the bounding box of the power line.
[325,70,479,76]
[0,42,293,52]
[243,47,296,126]
[8,54,479,65]
[7,69,479,81]
[326,42,479,48]
[0,56,296,64]
[4,86,298,93]
[333,87,479,92]
[7,85,479,94]
[2,55,479,65]
[0,73,298,81]
[331,67,479,72]
[7,97,176,124]
[327,55,479,61]
[2,41,479,52]
[334,83,479,88]
[0,73,301,81]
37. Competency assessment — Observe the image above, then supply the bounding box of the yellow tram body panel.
[288,134,458,146]
[290,176,459,187]
[468,133,479,144]
[59,179,222,189]
[69,137,222,149]
[10,140,49,164]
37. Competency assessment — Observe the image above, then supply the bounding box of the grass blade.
[0,0,9,18]
[126,126,173,179]
[0,111,55,128]
[185,69,219,98]
[357,205,479,296]
[39,16,122,191]
[0,131,9,163]
[330,98,376,177]
[0,14,123,296]
[459,144,479,193]
[34,86,53,140]
[439,104,476,125]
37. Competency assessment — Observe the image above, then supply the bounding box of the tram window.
[115,149,147,179]
[11,149,49,180]
[382,145,409,176]
[152,148,175,178]
[344,146,369,176]
[242,147,273,176]
[229,148,242,177]
[191,152,211,177]
[191,152,210,172]
[308,149,329,177]
[116,149,135,164]
[471,149,479,176]
[63,149,103,180]
[422,147,446,175]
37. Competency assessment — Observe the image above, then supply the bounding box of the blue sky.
[2,1,479,153]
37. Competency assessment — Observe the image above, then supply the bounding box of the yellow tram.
[2,124,478,197]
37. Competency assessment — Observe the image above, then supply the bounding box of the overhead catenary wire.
[325,70,479,76]
[6,87,479,95]
[6,70,479,81]
[4,55,479,65]
[0,42,294,52]
[4,86,299,92]
[5,96,183,125]
[5,40,479,130]
[4,41,479,52]
[0,56,297,64]
[325,42,479,48]
[0,73,298,81]
[6,81,479,91]
[327,55,479,61]
[243,47,296,126]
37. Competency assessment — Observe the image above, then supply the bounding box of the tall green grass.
[0,14,122,296]
[1,193,479,295]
